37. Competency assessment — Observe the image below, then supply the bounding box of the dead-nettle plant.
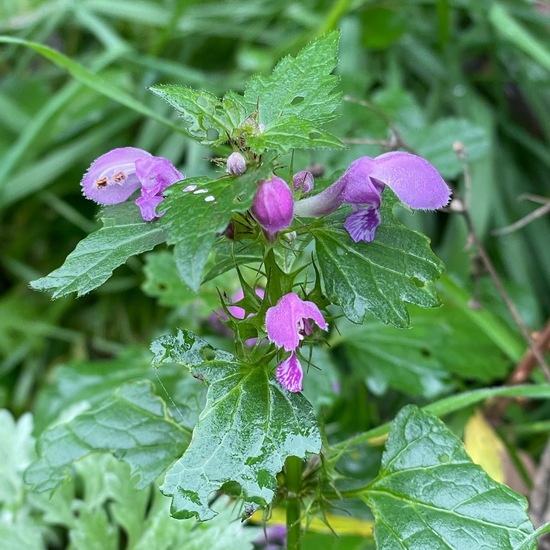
[27,33,542,549]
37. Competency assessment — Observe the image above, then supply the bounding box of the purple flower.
[226,152,247,175]
[251,176,294,233]
[81,147,184,221]
[294,152,451,243]
[81,147,151,205]
[134,156,184,221]
[292,170,314,193]
[265,292,328,392]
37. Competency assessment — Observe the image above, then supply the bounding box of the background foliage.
[1,0,550,548]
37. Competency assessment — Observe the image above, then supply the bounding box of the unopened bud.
[292,170,314,193]
[251,176,294,232]
[227,152,247,175]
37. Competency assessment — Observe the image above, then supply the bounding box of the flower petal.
[339,157,383,207]
[265,292,327,351]
[252,176,294,232]
[135,156,183,195]
[344,206,382,243]
[371,151,451,209]
[81,147,151,205]
[276,352,303,392]
[135,194,165,222]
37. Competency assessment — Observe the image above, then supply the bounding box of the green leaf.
[149,85,243,145]
[311,192,444,327]
[151,329,322,521]
[336,299,510,397]
[162,162,272,292]
[244,32,341,126]
[30,202,165,298]
[203,241,264,283]
[24,381,189,492]
[247,114,344,154]
[364,406,535,549]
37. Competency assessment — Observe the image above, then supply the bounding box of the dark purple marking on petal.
[344,206,382,243]
[276,352,303,392]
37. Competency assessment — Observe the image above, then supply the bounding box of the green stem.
[285,455,303,550]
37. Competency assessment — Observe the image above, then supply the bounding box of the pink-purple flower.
[294,152,451,243]
[81,147,183,221]
[265,292,328,392]
[251,176,294,233]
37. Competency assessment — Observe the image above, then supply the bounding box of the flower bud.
[292,170,314,193]
[251,176,294,232]
[226,152,247,175]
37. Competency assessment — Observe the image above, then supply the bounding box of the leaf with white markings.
[151,329,322,521]
[364,406,536,550]
[30,201,165,298]
[161,161,272,292]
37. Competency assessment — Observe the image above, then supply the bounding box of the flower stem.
[285,455,303,550]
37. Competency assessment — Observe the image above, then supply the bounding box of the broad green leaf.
[30,202,165,298]
[149,85,242,145]
[364,406,535,549]
[311,192,444,327]
[335,299,510,397]
[244,32,341,125]
[247,114,344,154]
[151,329,322,521]
[402,118,488,178]
[24,381,189,492]
[162,162,272,292]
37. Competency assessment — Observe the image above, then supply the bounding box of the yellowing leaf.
[464,409,505,483]
[251,508,374,537]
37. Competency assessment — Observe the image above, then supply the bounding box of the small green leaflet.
[148,86,245,146]
[24,381,189,492]
[244,32,341,126]
[363,406,536,549]
[30,201,165,299]
[310,192,444,327]
[161,163,271,292]
[151,329,322,521]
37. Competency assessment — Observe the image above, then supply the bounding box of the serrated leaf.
[30,201,165,298]
[149,85,241,146]
[162,163,272,292]
[24,381,189,492]
[244,32,341,126]
[364,406,535,550]
[247,114,344,153]
[151,329,322,521]
[310,192,444,327]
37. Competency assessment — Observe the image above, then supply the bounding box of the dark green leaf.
[30,202,165,299]
[24,381,189,492]
[310,192,444,327]
[151,329,322,521]
[244,32,341,126]
[364,406,535,549]
[161,163,271,292]
[203,241,264,283]
[247,115,344,154]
